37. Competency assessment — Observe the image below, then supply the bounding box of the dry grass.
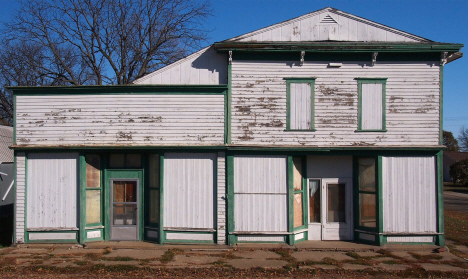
[445,210,468,246]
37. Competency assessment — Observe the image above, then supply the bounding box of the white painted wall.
[361,83,383,130]
[163,153,216,230]
[15,153,26,243]
[231,60,440,146]
[26,153,79,229]
[382,156,437,233]
[234,156,288,232]
[16,94,225,146]
[133,46,227,85]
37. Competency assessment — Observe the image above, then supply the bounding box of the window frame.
[285,77,316,131]
[356,78,387,132]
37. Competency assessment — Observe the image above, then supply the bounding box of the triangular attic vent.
[320,14,338,24]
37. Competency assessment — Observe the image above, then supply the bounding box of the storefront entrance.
[308,178,353,240]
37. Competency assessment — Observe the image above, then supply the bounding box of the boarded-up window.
[234,156,288,232]
[27,153,79,229]
[357,79,386,131]
[293,157,305,228]
[287,79,315,130]
[163,153,215,229]
[358,158,376,228]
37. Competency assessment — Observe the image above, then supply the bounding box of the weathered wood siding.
[133,46,228,85]
[15,153,26,243]
[233,156,288,232]
[290,83,312,129]
[229,9,427,42]
[382,156,437,233]
[231,61,440,146]
[361,83,383,130]
[26,153,79,230]
[217,152,226,244]
[163,153,216,230]
[16,94,224,146]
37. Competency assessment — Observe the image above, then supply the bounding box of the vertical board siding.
[16,95,225,146]
[382,156,437,233]
[290,83,311,129]
[231,61,439,146]
[234,156,288,232]
[27,153,79,229]
[217,152,226,244]
[163,153,216,229]
[232,10,424,43]
[361,83,383,130]
[133,47,227,85]
[15,153,26,243]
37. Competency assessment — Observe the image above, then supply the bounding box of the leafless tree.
[459,126,468,152]
[0,0,212,125]
[3,0,211,85]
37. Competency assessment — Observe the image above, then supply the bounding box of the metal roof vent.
[320,14,338,24]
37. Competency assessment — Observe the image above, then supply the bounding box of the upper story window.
[356,78,387,132]
[285,78,316,131]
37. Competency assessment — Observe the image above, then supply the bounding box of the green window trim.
[285,78,316,131]
[356,78,387,132]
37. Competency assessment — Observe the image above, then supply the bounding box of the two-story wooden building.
[11,7,463,246]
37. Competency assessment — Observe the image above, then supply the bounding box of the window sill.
[355,129,387,133]
[284,129,316,132]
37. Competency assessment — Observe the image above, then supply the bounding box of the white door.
[308,178,353,240]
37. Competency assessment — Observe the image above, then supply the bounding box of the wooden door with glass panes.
[110,179,139,240]
[308,178,353,240]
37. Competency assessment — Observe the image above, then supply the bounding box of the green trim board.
[9,85,227,95]
[439,64,444,145]
[285,78,316,131]
[436,151,445,246]
[227,62,232,144]
[287,156,294,245]
[13,152,17,244]
[23,154,28,243]
[158,154,164,244]
[356,78,387,132]
[79,154,86,244]
[377,156,384,245]
[214,42,463,53]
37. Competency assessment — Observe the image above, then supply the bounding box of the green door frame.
[104,170,144,241]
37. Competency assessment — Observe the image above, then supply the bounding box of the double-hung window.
[286,78,316,131]
[356,78,387,132]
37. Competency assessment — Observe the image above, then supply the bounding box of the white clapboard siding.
[133,46,227,85]
[27,153,78,229]
[163,153,216,230]
[290,83,312,129]
[234,156,288,232]
[361,83,383,130]
[15,153,26,243]
[229,8,428,43]
[231,61,440,146]
[217,152,226,244]
[382,156,437,233]
[16,94,224,146]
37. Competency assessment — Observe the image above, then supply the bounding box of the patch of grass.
[102,248,112,255]
[382,260,403,265]
[345,251,360,259]
[447,244,468,260]
[74,261,89,266]
[272,248,299,270]
[104,256,135,261]
[89,264,140,273]
[408,252,443,261]
[445,210,468,246]
[344,252,376,266]
[84,253,101,260]
[159,249,184,263]
[321,257,340,266]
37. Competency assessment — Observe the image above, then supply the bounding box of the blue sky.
[1,0,466,138]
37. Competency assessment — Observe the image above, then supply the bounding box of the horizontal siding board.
[16,95,225,146]
[15,153,26,243]
[382,156,437,233]
[231,61,439,146]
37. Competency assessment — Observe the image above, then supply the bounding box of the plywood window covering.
[286,78,316,131]
[357,78,387,131]
[85,154,102,225]
[357,157,377,229]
